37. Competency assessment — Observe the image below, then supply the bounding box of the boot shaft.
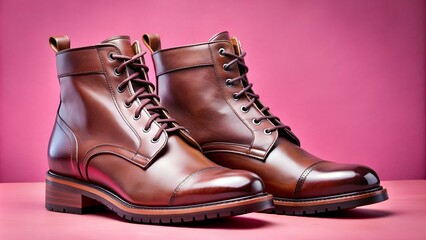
[48,36,198,180]
[147,32,299,160]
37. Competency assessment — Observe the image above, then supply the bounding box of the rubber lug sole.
[263,187,388,215]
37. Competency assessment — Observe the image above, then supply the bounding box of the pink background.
[0,0,424,182]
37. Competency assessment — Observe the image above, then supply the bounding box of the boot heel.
[45,180,103,214]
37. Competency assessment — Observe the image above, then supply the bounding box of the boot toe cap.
[298,161,381,199]
[170,167,265,206]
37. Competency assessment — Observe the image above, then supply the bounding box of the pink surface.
[0,180,424,239]
[0,0,425,182]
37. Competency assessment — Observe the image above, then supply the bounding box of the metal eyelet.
[117,86,125,93]
[240,106,249,113]
[223,63,229,71]
[232,93,239,101]
[225,79,233,87]
[252,119,261,125]
[264,129,272,135]
[218,48,226,56]
[133,114,141,120]
[142,127,151,133]
[108,52,115,61]
[150,138,159,143]
[114,67,122,76]
[124,101,132,108]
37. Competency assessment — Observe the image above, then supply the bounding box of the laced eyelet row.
[114,61,126,125]
[220,48,229,71]
[222,47,262,129]
[233,85,272,134]
[117,89,164,142]
[221,49,234,90]
[220,46,228,71]
[254,119,270,135]
[219,48,288,136]
[109,51,122,76]
[110,51,187,144]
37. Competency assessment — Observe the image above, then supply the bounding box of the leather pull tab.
[142,34,161,53]
[230,37,242,55]
[49,36,70,53]
[132,40,142,54]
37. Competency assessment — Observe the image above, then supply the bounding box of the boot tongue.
[101,36,134,56]
[208,31,230,42]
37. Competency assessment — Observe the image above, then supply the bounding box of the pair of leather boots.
[46,32,388,224]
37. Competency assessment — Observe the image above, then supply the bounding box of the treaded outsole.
[46,203,253,223]
[263,187,389,215]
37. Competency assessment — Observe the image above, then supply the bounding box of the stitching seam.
[294,161,326,199]
[169,167,220,206]
[156,63,213,77]
[58,70,103,78]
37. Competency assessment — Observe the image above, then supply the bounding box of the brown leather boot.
[144,31,389,215]
[46,35,273,223]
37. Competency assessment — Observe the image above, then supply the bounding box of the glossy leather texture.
[147,31,388,214]
[47,35,268,212]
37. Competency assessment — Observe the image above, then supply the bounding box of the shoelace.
[111,52,186,141]
[221,49,291,134]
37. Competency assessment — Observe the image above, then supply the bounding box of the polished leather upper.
[48,35,264,206]
[149,31,381,199]
[206,138,379,199]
